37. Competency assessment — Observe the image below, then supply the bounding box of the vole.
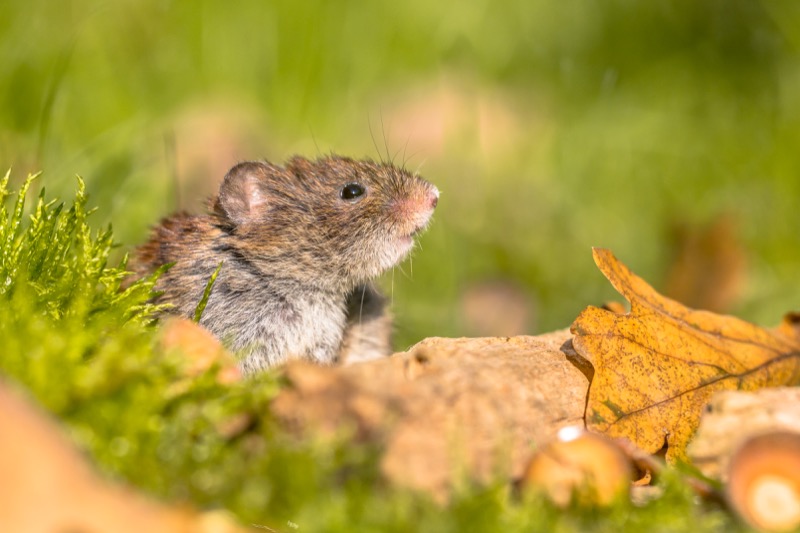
[131,156,439,373]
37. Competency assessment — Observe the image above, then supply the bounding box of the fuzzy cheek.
[395,235,415,257]
[372,236,413,272]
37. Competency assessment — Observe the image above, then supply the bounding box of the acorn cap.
[726,431,800,532]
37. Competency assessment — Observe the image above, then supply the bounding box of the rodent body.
[132,156,438,373]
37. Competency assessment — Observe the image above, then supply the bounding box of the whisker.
[380,111,391,163]
[402,135,411,168]
[368,115,382,162]
[392,143,405,166]
[395,263,411,280]
[309,124,322,158]
[414,157,428,176]
[391,266,396,306]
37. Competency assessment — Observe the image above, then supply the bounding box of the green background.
[3,0,799,347]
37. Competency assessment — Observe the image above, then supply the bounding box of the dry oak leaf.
[570,248,800,463]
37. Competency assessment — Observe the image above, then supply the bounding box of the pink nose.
[429,188,440,209]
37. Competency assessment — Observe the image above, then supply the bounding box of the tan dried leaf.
[571,248,800,462]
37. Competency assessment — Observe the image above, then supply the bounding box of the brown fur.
[131,156,438,373]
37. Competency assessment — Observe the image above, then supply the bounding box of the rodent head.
[213,156,439,290]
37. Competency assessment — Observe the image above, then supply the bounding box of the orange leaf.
[160,317,241,385]
[571,248,800,462]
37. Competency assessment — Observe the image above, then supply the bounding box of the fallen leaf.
[571,248,800,462]
[160,317,241,385]
[777,312,800,341]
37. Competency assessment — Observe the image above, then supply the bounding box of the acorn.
[726,431,800,532]
[521,426,633,507]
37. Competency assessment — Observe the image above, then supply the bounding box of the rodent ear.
[215,162,269,225]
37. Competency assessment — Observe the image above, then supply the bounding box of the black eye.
[340,183,365,200]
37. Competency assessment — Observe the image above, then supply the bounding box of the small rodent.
[131,155,439,373]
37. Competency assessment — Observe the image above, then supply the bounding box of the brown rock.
[271,330,589,499]
[0,380,251,533]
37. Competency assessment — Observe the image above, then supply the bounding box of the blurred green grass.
[2,3,789,529]
[2,0,800,348]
